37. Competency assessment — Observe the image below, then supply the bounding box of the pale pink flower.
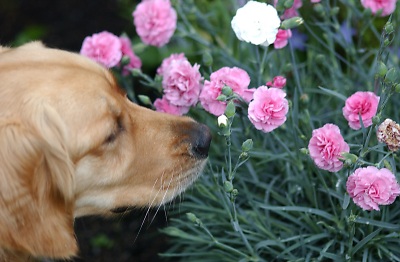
[361,0,397,16]
[311,0,321,3]
[157,53,187,76]
[133,0,177,47]
[342,91,380,130]
[346,166,400,211]
[199,67,251,116]
[266,76,287,89]
[154,96,189,116]
[80,31,122,68]
[274,29,292,49]
[162,60,202,107]
[308,123,350,172]
[119,36,142,74]
[248,86,289,133]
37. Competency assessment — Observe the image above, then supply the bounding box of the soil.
[0,1,172,261]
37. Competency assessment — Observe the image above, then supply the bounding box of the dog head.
[0,42,211,259]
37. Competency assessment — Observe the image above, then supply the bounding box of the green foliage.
[117,0,400,261]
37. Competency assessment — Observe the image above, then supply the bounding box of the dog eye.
[105,118,124,144]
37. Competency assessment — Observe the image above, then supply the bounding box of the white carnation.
[231,1,281,46]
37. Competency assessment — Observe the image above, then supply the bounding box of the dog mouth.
[110,206,135,214]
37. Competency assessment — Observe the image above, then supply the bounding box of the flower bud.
[120,55,131,66]
[186,212,198,223]
[376,61,388,78]
[299,94,309,104]
[131,68,142,77]
[225,101,236,118]
[313,4,325,16]
[224,181,234,193]
[281,17,304,30]
[300,148,309,155]
[284,0,294,9]
[384,68,399,84]
[221,85,233,96]
[315,54,325,65]
[217,94,227,101]
[330,7,340,16]
[384,22,394,35]
[340,152,358,164]
[241,139,253,152]
[138,95,152,106]
[217,114,228,128]
[372,115,381,125]
[202,51,213,67]
[394,83,400,93]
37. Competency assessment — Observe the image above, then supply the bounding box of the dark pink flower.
[162,60,202,107]
[274,29,292,49]
[342,91,380,130]
[308,123,349,172]
[266,75,287,89]
[248,86,289,133]
[154,96,189,116]
[361,0,397,16]
[346,166,400,211]
[133,0,177,47]
[199,67,251,116]
[80,31,122,68]
[119,36,142,74]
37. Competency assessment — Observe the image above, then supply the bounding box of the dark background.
[0,1,171,261]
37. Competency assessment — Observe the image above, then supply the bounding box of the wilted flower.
[266,76,287,89]
[346,166,400,211]
[199,67,253,116]
[133,0,177,47]
[342,91,380,130]
[248,86,289,133]
[231,1,281,46]
[274,29,292,49]
[308,123,350,172]
[274,0,303,19]
[80,31,122,68]
[361,0,397,16]
[154,96,190,116]
[377,118,400,151]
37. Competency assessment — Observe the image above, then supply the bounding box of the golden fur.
[0,42,211,261]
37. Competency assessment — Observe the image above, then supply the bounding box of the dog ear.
[0,102,77,259]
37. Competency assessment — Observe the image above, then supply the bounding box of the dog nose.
[190,123,212,159]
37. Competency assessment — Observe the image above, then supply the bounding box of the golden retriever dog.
[0,42,211,261]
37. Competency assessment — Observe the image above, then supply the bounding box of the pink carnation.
[133,0,177,47]
[274,29,292,49]
[248,86,289,133]
[346,166,400,211]
[80,31,122,68]
[342,91,380,130]
[154,96,189,116]
[361,0,397,16]
[266,75,287,89]
[308,123,350,172]
[119,36,142,74]
[157,53,187,76]
[162,60,202,107]
[199,67,251,116]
